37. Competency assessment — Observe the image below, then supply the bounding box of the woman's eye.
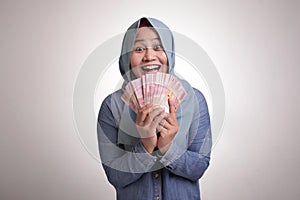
[135,47,145,52]
[154,45,163,50]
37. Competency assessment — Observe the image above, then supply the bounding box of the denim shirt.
[97,88,212,200]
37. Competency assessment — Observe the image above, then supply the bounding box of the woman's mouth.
[141,65,161,72]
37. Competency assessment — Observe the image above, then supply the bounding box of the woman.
[97,17,212,200]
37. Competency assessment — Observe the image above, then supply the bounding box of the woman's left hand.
[157,98,179,154]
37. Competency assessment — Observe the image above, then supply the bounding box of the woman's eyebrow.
[134,38,160,43]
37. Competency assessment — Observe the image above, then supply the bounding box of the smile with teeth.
[141,65,161,72]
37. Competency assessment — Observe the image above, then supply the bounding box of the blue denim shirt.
[97,88,211,200]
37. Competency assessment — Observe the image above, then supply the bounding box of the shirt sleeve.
[97,94,157,189]
[159,88,212,181]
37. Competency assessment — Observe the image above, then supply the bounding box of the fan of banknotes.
[121,72,187,113]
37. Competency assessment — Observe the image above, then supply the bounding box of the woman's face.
[130,27,168,78]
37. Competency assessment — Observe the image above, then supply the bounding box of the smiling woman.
[97,17,212,200]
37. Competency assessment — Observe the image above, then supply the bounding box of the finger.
[156,119,166,132]
[158,126,168,136]
[156,124,163,133]
[136,111,148,125]
[168,98,176,115]
[136,104,152,125]
[143,113,152,126]
[158,119,166,127]
[140,103,152,112]
[161,119,172,130]
[148,106,164,121]
[164,114,177,126]
[150,111,166,130]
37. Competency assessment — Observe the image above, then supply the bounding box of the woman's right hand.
[136,104,166,153]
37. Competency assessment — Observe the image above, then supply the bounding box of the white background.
[1,0,300,199]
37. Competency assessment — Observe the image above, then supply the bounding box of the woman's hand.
[157,98,179,154]
[136,104,166,153]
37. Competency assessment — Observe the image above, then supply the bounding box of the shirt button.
[154,173,159,178]
[155,197,160,200]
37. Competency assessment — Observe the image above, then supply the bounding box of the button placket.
[153,170,161,200]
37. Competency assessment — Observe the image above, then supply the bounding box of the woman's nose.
[142,48,156,62]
